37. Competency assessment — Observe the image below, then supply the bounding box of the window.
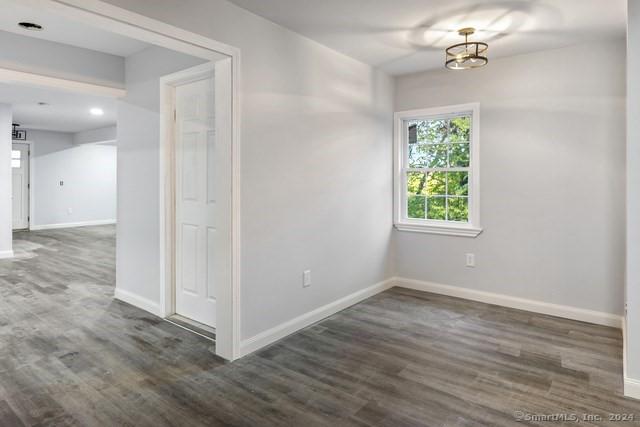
[394,103,481,237]
[11,150,20,169]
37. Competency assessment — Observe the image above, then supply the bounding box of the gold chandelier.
[445,28,488,70]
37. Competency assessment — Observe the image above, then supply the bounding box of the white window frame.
[393,103,482,237]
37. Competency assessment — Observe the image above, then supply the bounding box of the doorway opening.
[5,80,119,236]
[1,0,241,361]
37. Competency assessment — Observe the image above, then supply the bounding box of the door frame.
[159,61,219,326]
[33,0,242,361]
[11,140,33,230]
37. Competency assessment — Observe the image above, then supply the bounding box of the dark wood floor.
[1,225,639,426]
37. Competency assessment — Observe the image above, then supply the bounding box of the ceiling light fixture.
[18,22,43,31]
[445,28,488,70]
[90,108,104,116]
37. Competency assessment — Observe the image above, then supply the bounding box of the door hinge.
[174,109,177,121]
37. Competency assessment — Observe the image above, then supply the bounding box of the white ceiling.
[0,0,149,57]
[3,83,116,133]
[228,0,627,75]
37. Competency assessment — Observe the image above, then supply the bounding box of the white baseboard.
[393,277,623,328]
[623,316,628,384]
[239,278,395,357]
[115,274,622,359]
[621,317,640,400]
[30,219,116,231]
[625,377,640,400]
[0,249,14,259]
[114,288,163,317]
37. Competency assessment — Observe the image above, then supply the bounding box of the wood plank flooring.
[1,225,639,426]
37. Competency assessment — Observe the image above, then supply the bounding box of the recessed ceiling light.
[90,108,104,116]
[18,22,43,31]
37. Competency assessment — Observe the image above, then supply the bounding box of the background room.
[9,84,117,231]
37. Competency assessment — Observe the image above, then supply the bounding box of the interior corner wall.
[0,104,12,257]
[102,0,395,341]
[626,0,640,384]
[394,39,626,317]
[74,126,117,145]
[25,129,117,227]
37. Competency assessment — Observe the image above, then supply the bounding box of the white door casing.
[12,143,29,230]
[175,70,230,328]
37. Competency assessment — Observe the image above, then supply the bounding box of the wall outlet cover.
[303,270,311,287]
[465,253,475,267]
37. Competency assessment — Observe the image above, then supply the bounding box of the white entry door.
[12,143,29,230]
[175,71,229,328]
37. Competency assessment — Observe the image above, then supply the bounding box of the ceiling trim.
[0,68,126,98]
[35,0,234,60]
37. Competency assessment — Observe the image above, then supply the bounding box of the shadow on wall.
[243,29,392,115]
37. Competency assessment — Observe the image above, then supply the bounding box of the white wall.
[103,0,394,341]
[394,39,626,316]
[25,129,117,227]
[0,104,11,258]
[0,30,124,89]
[626,0,640,387]
[116,46,206,305]
[73,125,116,145]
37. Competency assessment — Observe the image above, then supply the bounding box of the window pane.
[11,159,20,168]
[408,120,426,144]
[409,119,448,144]
[408,143,429,168]
[448,116,470,142]
[407,120,421,143]
[426,144,447,168]
[425,119,448,143]
[447,197,469,222]
[407,171,427,195]
[426,172,446,195]
[447,172,468,196]
[449,143,469,167]
[427,196,446,220]
[11,150,20,159]
[407,195,426,219]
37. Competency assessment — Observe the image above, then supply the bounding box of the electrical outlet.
[67,207,73,215]
[465,253,475,267]
[302,270,311,288]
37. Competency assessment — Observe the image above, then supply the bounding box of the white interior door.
[12,143,29,230]
[175,72,225,328]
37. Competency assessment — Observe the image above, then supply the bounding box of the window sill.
[394,222,483,237]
